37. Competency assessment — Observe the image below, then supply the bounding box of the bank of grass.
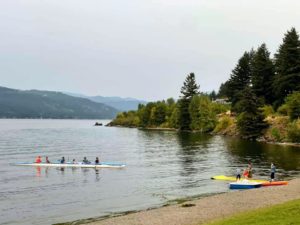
[205,198,300,225]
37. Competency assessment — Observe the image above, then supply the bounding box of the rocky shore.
[79,179,300,225]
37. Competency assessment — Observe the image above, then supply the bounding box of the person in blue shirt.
[60,157,65,164]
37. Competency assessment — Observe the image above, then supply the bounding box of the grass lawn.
[205,199,300,225]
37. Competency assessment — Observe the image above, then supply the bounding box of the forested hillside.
[109,28,300,143]
[0,87,118,119]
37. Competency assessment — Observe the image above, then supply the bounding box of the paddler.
[60,156,65,164]
[35,156,42,163]
[82,157,90,164]
[95,157,100,164]
[45,156,50,163]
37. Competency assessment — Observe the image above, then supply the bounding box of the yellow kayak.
[211,175,267,183]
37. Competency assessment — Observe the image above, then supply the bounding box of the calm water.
[0,119,300,225]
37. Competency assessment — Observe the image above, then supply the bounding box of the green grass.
[205,199,300,225]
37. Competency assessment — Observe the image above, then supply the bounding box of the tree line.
[217,27,300,139]
[110,28,300,141]
[110,73,229,132]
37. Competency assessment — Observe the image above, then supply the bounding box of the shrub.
[277,104,289,116]
[287,120,300,143]
[261,105,274,117]
[285,92,300,120]
[271,128,281,142]
[214,116,234,133]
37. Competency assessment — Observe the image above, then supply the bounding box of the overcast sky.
[0,0,299,101]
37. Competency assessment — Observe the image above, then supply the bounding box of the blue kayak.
[229,182,262,189]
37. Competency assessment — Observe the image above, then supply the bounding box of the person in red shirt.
[243,168,249,179]
[35,156,42,163]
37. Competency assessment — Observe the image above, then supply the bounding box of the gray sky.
[0,0,299,101]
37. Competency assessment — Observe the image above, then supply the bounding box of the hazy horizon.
[1,0,300,101]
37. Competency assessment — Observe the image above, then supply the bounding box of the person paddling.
[46,156,50,163]
[95,157,100,164]
[60,157,65,164]
[82,157,90,164]
[35,156,42,163]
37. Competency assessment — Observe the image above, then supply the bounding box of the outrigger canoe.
[12,162,126,168]
[211,175,267,183]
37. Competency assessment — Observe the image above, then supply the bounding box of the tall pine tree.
[251,43,275,104]
[178,73,200,130]
[227,51,254,109]
[274,28,300,107]
[237,87,268,140]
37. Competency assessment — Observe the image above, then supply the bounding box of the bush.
[285,92,300,120]
[277,104,289,116]
[261,105,274,117]
[271,128,281,142]
[214,116,234,133]
[287,120,300,143]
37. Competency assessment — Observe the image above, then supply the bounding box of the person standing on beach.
[247,161,253,178]
[236,168,241,181]
[270,163,276,181]
[243,168,249,179]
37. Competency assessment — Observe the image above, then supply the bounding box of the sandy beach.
[85,178,300,225]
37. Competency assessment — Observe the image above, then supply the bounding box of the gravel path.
[86,179,300,225]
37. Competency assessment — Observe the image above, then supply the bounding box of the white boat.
[12,162,126,168]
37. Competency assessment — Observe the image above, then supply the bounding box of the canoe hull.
[12,162,126,168]
[229,182,262,189]
[261,181,288,186]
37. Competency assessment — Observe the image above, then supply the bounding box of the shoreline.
[58,178,300,225]
[108,124,300,147]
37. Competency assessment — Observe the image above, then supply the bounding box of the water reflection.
[175,132,213,189]
[176,132,212,177]
[35,166,41,177]
[223,137,300,178]
[32,167,102,181]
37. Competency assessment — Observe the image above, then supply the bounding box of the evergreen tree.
[152,102,167,125]
[274,28,300,107]
[251,43,275,104]
[217,81,230,98]
[189,95,216,132]
[209,90,217,100]
[237,87,268,140]
[178,73,200,130]
[227,51,254,109]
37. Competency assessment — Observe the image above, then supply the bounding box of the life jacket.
[35,157,42,163]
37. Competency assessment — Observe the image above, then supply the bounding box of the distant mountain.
[65,92,147,112]
[0,87,118,119]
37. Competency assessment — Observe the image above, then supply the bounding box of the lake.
[0,119,300,225]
